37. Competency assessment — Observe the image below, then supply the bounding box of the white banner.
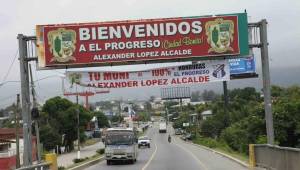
[66,60,230,88]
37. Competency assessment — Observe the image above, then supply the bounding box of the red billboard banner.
[36,15,246,69]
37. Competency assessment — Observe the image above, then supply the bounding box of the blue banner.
[229,55,255,75]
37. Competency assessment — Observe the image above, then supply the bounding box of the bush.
[72,157,88,163]
[58,166,65,170]
[193,137,218,148]
[220,124,248,153]
[96,148,105,155]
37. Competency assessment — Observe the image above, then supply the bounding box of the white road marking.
[173,138,209,170]
[141,140,158,170]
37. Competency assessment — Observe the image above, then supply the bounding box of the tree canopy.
[40,96,92,151]
[172,86,300,154]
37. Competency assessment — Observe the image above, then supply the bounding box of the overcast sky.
[0,0,300,108]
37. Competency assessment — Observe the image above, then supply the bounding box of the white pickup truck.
[138,136,151,148]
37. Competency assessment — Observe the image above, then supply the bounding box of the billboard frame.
[36,13,249,70]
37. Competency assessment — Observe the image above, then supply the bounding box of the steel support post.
[18,34,33,165]
[223,81,229,112]
[260,20,274,144]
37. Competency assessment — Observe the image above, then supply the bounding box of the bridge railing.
[252,144,300,170]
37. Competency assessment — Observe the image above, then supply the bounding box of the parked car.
[181,133,192,141]
[175,128,183,135]
[138,136,151,148]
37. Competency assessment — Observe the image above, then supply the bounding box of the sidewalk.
[57,141,105,168]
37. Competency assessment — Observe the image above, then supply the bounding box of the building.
[0,128,37,170]
[201,110,213,120]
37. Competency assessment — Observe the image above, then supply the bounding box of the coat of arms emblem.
[47,28,76,63]
[205,18,234,53]
[68,73,82,87]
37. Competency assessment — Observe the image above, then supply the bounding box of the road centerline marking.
[141,142,158,170]
[173,137,209,170]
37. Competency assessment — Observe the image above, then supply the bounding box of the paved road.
[87,123,250,170]
[57,141,105,167]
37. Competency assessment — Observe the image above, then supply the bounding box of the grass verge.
[66,153,103,169]
[82,138,99,147]
[192,136,249,163]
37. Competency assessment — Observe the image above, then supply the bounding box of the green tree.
[271,85,284,97]
[59,105,92,149]
[173,112,189,129]
[201,110,229,138]
[40,124,61,151]
[111,115,124,123]
[94,111,110,128]
[41,96,92,151]
[0,109,4,117]
[136,112,150,122]
[221,115,265,153]
[202,90,218,101]
[273,86,300,147]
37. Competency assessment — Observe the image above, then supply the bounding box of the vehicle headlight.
[105,148,113,154]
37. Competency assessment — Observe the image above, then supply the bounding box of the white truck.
[159,122,167,133]
[104,128,138,165]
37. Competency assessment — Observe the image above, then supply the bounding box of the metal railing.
[16,162,51,170]
[254,144,300,170]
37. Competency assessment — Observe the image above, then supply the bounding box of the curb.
[177,136,249,168]
[67,156,105,170]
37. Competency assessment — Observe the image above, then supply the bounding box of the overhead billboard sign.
[161,87,191,100]
[36,13,249,69]
[229,55,255,74]
[66,60,230,89]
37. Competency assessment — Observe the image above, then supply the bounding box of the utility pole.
[260,20,274,144]
[29,64,41,162]
[18,34,33,166]
[118,99,121,123]
[165,106,169,125]
[15,94,20,168]
[76,85,80,159]
[179,98,183,113]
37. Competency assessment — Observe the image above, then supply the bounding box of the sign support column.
[18,34,33,166]
[260,19,274,144]
[223,81,229,112]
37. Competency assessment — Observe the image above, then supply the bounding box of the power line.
[34,75,61,82]
[0,94,16,102]
[1,50,19,83]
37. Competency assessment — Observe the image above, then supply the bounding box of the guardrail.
[252,144,300,170]
[16,153,57,170]
[16,162,51,170]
